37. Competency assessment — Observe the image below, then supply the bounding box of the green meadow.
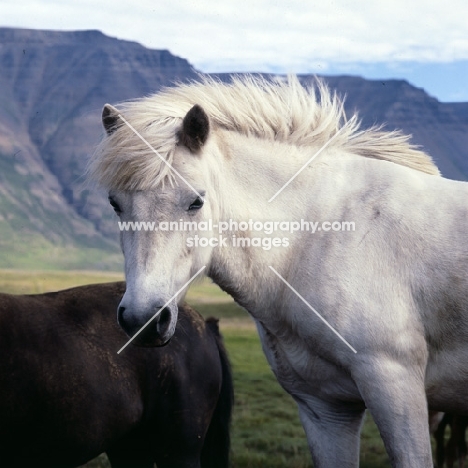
[0,270,394,467]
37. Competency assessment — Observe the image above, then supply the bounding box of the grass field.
[0,270,395,467]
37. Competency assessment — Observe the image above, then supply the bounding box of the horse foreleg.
[294,394,366,468]
[353,360,433,468]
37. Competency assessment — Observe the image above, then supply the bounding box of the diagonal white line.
[268,266,357,353]
[117,113,203,199]
[268,126,346,203]
[117,266,206,354]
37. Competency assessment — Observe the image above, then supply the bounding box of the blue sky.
[1,0,468,101]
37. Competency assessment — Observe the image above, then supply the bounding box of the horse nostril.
[118,306,126,322]
[157,307,172,333]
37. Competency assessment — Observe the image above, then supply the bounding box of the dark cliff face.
[0,28,197,235]
[0,28,467,269]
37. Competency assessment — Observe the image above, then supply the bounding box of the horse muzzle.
[117,301,178,347]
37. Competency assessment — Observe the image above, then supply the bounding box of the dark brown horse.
[0,282,233,468]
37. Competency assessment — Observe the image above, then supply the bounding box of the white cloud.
[1,0,468,73]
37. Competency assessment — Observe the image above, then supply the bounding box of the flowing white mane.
[89,75,440,190]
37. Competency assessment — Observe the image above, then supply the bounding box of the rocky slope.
[0,28,197,269]
[323,75,468,180]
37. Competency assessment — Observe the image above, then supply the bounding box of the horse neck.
[206,130,322,313]
[210,131,315,221]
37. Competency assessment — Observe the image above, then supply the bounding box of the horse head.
[100,103,216,346]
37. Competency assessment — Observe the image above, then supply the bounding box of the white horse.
[89,76,468,467]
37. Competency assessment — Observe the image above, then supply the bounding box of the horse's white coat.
[90,76,468,467]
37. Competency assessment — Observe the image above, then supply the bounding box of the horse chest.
[256,320,359,402]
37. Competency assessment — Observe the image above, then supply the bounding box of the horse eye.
[188,196,204,211]
[108,197,122,215]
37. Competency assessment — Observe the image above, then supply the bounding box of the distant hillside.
[0,27,467,269]
[0,28,197,269]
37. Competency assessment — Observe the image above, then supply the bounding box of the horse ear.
[102,104,120,135]
[179,104,210,152]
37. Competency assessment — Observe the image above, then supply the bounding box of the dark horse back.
[0,282,233,468]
